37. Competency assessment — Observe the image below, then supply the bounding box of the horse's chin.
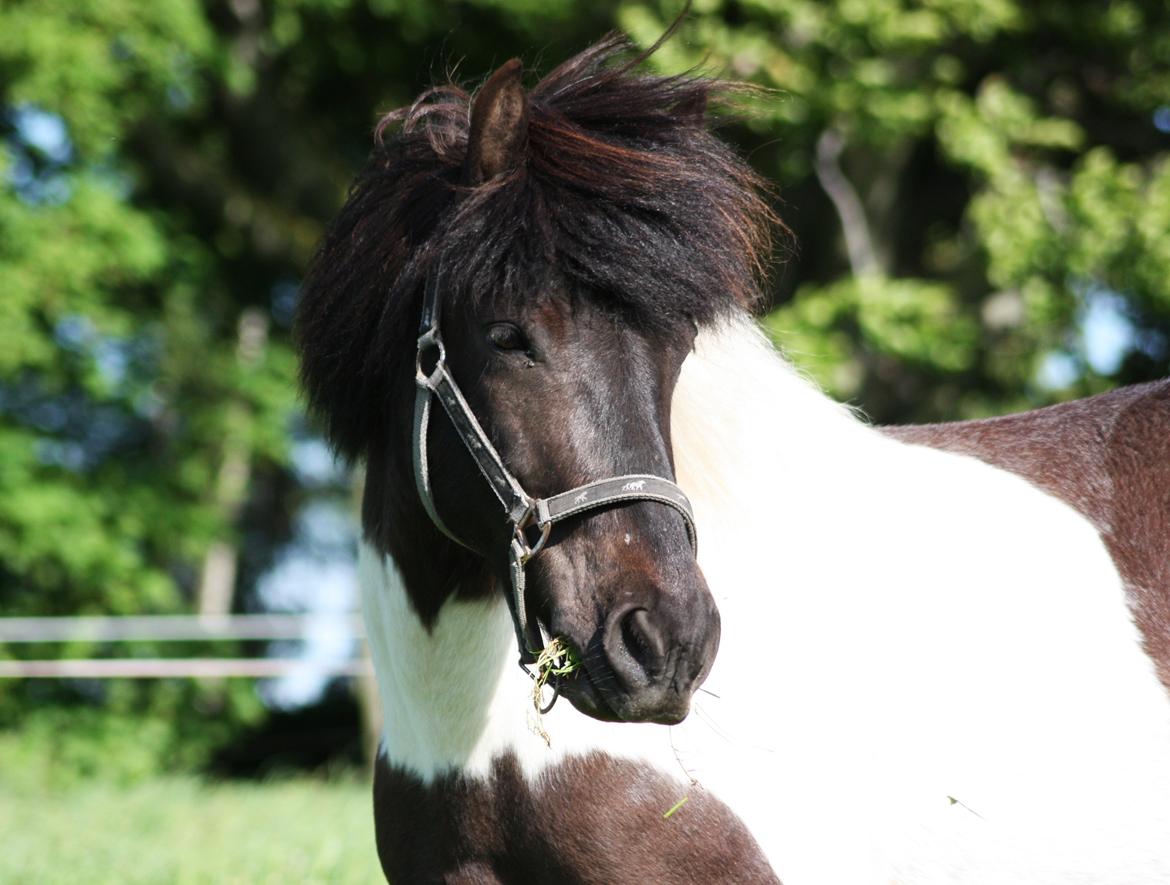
[557,668,624,722]
[558,665,692,726]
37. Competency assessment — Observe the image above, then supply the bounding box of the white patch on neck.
[360,546,689,785]
[364,313,1170,883]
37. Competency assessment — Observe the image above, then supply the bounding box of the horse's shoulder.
[372,751,779,885]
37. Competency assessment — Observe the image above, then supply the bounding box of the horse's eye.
[486,323,528,353]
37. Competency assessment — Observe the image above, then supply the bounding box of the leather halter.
[412,268,698,669]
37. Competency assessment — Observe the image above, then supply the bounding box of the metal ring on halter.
[538,678,561,714]
[517,657,563,714]
[415,330,446,386]
[513,510,552,562]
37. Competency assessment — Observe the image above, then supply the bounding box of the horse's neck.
[359,546,534,782]
[670,315,887,737]
[672,315,874,530]
[362,545,687,783]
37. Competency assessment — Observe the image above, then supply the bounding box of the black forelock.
[295,33,779,459]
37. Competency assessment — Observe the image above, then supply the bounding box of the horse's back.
[886,379,1170,688]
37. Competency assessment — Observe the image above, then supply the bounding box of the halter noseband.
[412,268,698,672]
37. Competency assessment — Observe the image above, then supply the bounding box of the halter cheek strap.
[412,269,698,668]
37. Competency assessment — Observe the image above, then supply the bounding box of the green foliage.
[630,0,1170,418]
[0,679,266,786]
[764,276,978,402]
[0,0,214,154]
[0,5,240,624]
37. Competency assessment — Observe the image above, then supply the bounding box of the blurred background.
[1,0,1168,881]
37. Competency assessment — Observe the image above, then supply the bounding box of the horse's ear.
[463,58,528,185]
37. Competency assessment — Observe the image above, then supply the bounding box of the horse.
[294,34,1170,885]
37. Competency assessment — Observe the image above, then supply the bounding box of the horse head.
[296,37,774,726]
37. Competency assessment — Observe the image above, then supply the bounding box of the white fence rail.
[0,614,368,679]
[0,658,372,678]
[0,614,365,643]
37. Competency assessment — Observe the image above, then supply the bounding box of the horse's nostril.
[619,608,667,678]
[595,596,713,723]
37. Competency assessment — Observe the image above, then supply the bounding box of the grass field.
[2,775,383,883]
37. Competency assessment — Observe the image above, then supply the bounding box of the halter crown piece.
[412,266,699,676]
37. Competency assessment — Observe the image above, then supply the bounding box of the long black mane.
[296,34,776,460]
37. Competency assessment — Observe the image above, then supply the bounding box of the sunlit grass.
[1,775,382,884]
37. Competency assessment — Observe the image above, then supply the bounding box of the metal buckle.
[415,329,446,386]
[513,508,552,562]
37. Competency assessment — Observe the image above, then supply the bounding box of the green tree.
[626,0,1170,420]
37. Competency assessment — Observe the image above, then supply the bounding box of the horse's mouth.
[546,632,695,725]
[558,663,691,724]
[555,654,622,722]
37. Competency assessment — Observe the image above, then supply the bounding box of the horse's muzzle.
[588,591,721,724]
